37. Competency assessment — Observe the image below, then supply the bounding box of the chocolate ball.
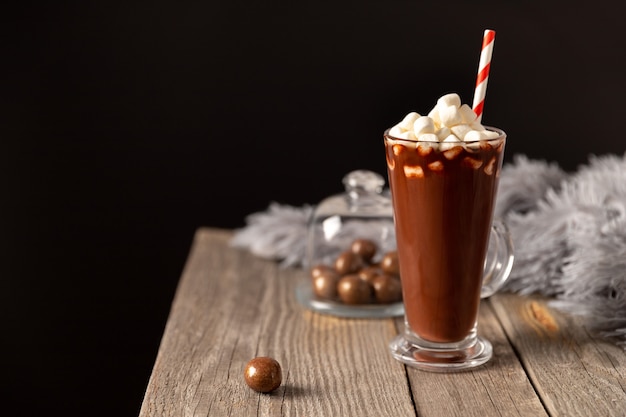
[337,274,372,304]
[310,264,335,279]
[380,251,400,276]
[372,274,403,303]
[350,239,377,263]
[334,251,364,275]
[244,357,282,393]
[358,265,382,285]
[312,270,339,300]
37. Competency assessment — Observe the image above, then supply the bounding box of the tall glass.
[384,127,514,371]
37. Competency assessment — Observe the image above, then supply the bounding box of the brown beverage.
[385,130,505,343]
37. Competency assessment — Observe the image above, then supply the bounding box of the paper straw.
[472,29,496,122]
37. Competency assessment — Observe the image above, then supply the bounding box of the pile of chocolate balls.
[310,238,402,305]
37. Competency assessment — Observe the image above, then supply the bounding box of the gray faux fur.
[231,153,626,348]
[230,203,312,269]
[499,153,626,348]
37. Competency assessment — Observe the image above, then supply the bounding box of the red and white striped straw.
[472,29,496,122]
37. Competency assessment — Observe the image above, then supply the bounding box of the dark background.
[3,1,625,415]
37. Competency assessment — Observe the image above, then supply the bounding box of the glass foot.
[389,334,493,372]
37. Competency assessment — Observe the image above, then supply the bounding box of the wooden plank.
[491,293,626,417]
[139,228,416,416]
[400,299,548,416]
[140,227,626,416]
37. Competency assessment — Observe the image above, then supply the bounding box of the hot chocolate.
[385,131,505,342]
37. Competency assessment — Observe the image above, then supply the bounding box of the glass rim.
[384,125,506,145]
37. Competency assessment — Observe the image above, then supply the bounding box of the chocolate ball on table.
[244,357,282,393]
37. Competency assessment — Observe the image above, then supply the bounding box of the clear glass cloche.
[295,170,404,318]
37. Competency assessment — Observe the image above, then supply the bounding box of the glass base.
[389,333,493,372]
[295,282,404,319]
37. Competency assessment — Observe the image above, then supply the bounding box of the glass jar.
[295,170,404,318]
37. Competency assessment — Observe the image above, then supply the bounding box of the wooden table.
[139,228,626,416]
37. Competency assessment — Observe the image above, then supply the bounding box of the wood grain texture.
[140,228,626,417]
[396,300,548,417]
[139,228,415,417]
[491,293,626,417]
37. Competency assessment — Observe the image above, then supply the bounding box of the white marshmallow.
[413,116,435,135]
[466,140,482,150]
[459,104,477,124]
[418,133,439,142]
[428,160,444,172]
[464,130,484,142]
[443,146,464,160]
[462,156,484,169]
[437,93,461,109]
[470,121,486,131]
[388,126,403,137]
[398,112,421,131]
[404,165,424,178]
[444,134,461,142]
[427,107,441,126]
[464,129,499,141]
[484,157,497,175]
[450,124,473,141]
[417,143,435,156]
[440,135,462,151]
[481,130,500,139]
[435,126,451,140]
[439,105,464,127]
[390,93,501,146]
[398,130,417,140]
